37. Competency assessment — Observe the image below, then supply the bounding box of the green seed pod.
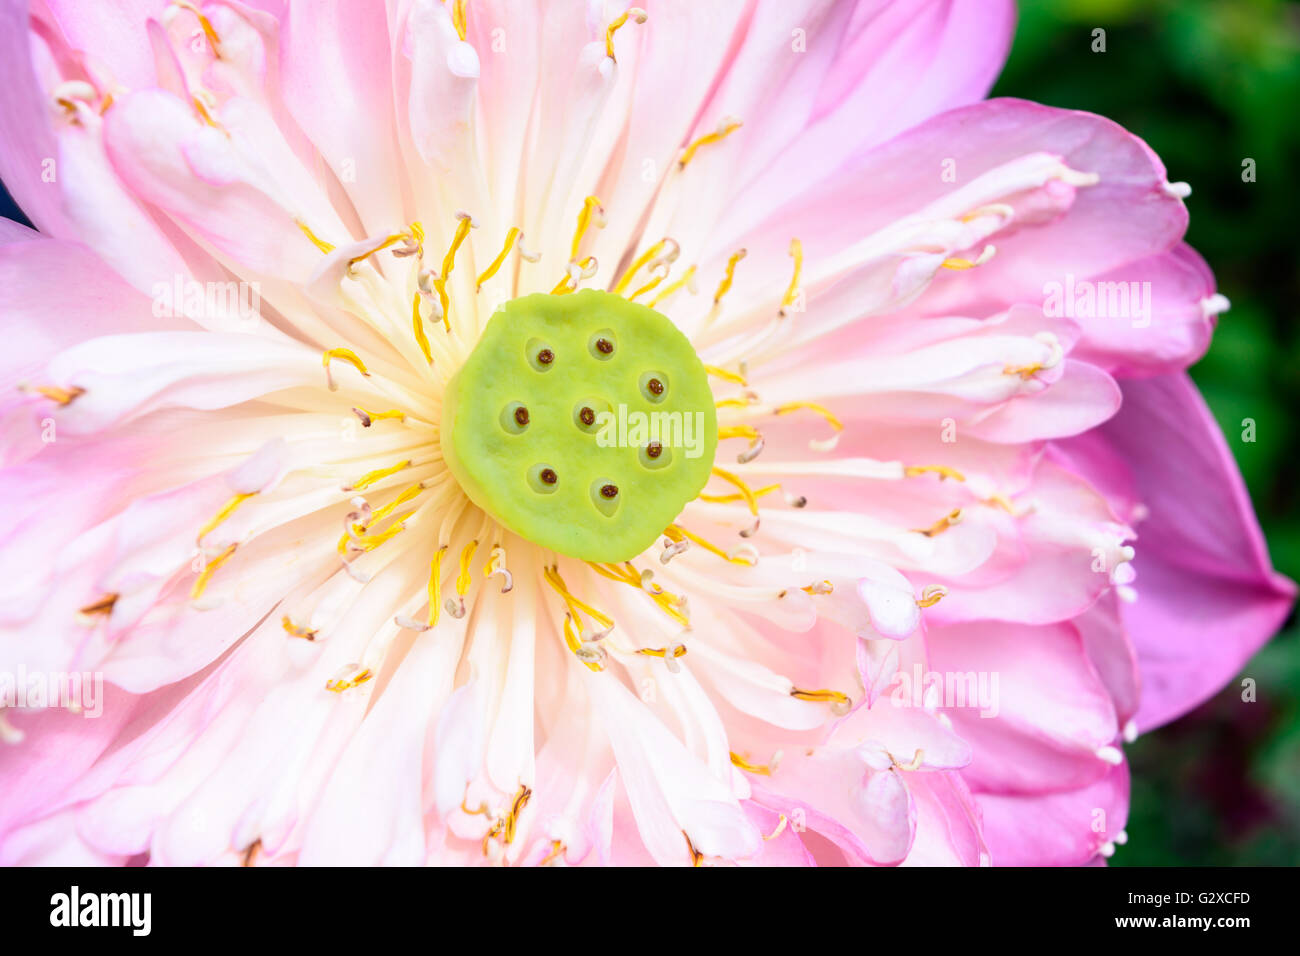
[441,289,718,562]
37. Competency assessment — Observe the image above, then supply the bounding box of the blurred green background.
[998,0,1300,865]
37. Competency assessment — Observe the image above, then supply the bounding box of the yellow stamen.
[427,546,448,629]
[543,566,614,630]
[604,7,646,61]
[712,248,746,304]
[196,491,256,543]
[940,245,995,271]
[281,615,318,641]
[612,239,666,295]
[626,271,664,302]
[456,540,478,596]
[297,220,336,254]
[985,493,1017,514]
[347,459,410,492]
[716,424,760,441]
[684,831,704,867]
[77,594,118,619]
[570,196,605,261]
[325,666,373,693]
[352,407,407,427]
[729,752,773,776]
[475,226,520,290]
[715,396,756,412]
[637,645,687,659]
[664,523,755,566]
[780,238,803,313]
[647,264,696,308]
[586,562,689,627]
[800,580,834,595]
[322,347,370,379]
[904,464,966,482]
[191,95,223,130]
[190,543,236,600]
[697,482,780,505]
[366,483,426,527]
[540,841,565,866]
[173,0,221,54]
[790,687,851,706]
[435,214,474,331]
[502,785,531,845]
[350,516,411,553]
[347,231,412,271]
[447,0,468,41]
[710,467,759,516]
[774,401,843,432]
[337,485,423,553]
[680,118,742,169]
[26,385,84,406]
[412,292,433,365]
[1004,362,1043,380]
[703,365,747,385]
[916,585,947,609]
[915,508,962,537]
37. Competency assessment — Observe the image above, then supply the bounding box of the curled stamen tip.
[916,584,948,608]
[727,544,759,565]
[739,518,760,538]
[785,493,808,508]
[455,210,480,227]
[1096,745,1125,766]
[1201,293,1230,317]
[444,597,467,619]
[518,235,541,262]
[575,643,607,665]
[737,436,765,464]
[0,712,25,745]
[660,539,690,564]
[1056,166,1101,187]
[1162,180,1192,199]
[395,614,432,632]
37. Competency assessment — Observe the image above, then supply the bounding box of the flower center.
[440,289,717,562]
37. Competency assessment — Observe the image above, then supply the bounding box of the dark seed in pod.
[579,406,596,426]
[514,406,530,426]
[647,377,664,396]
[540,468,558,485]
[596,338,614,355]
[646,441,663,459]
[537,348,554,365]
[600,483,619,499]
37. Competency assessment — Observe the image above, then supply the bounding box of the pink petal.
[1100,373,1295,730]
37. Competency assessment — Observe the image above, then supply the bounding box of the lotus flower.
[0,0,1292,867]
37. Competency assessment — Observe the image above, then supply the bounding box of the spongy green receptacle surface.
[441,289,717,562]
